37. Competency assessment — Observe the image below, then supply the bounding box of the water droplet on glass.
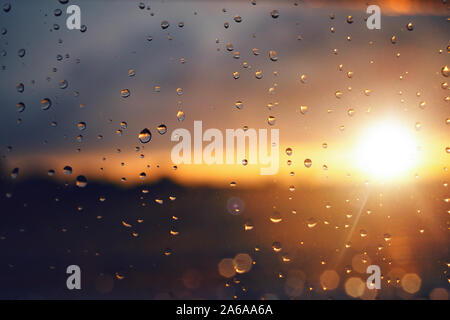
[18,49,25,58]
[16,83,24,93]
[177,110,185,122]
[307,217,318,228]
[406,22,414,31]
[77,122,86,131]
[161,20,169,29]
[41,98,52,110]
[16,102,25,113]
[300,105,308,115]
[63,166,73,175]
[157,124,167,135]
[10,168,19,179]
[138,128,152,143]
[286,148,292,156]
[76,175,88,188]
[269,50,278,61]
[121,89,130,98]
[304,158,312,168]
[270,10,279,18]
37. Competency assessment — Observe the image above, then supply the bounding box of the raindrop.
[18,49,26,58]
[235,101,244,110]
[161,20,169,29]
[63,166,73,175]
[269,50,278,61]
[157,124,167,135]
[16,102,25,113]
[285,148,292,156]
[300,74,307,83]
[77,122,86,131]
[121,89,130,98]
[442,65,449,77]
[270,10,279,18]
[234,16,242,23]
[304,159,312,168]
[267,116,276,126]
[76,175,88,188]
[270,211,282,223]
[255,70,263,79]
[406,22,414,31]
[177,110,185,122]
[40,98,52,110]
[10,168,19,179]
[138,128,152,143]
[307,217,318,228]
[16,83,24,93]
[3,3,11,12]
[272,241,282,252]
[300,105,308,115]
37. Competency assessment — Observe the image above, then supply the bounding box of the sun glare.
[356,123,418,180]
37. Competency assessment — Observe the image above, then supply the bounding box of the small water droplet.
[77,122,86,131]
[269,50,278,61]
[304,158,312,168]
[406,22,414,31]
[121,89,130,98]
[40,98,52,110]
[157,124,167,135]
[63,166,73,175]
[161,20,169,29]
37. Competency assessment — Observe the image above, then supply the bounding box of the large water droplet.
[138,128,152,143]
[304,158,312,168]
[76,175,88,188]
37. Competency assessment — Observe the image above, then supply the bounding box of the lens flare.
[355,122,418,180]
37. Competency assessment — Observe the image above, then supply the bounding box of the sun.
[355,122,418,180]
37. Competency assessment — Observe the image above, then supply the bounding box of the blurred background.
[0,0,448,299]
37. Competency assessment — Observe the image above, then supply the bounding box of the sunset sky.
[1,0,448,187]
